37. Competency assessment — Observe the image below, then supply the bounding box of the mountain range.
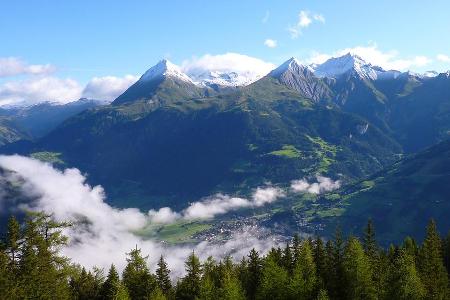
[0,52,449,242]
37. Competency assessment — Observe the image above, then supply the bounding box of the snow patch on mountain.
[140,59,194,83]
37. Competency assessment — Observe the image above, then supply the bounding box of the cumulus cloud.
[437,54,450,63]
[0,76,83,106]
[181,52,275,84]
[291,176,341,194]
[82,75,138,101]
[307,43,432,71]
[0,57,55,77]
[264,39,277,48]
[0,155,278,277]
[288,10,325,39]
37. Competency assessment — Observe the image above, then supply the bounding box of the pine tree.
[288,240,318,300]
[156,255,172,296]
[443,231,450,275]
[343,237,377,300]
[175,251,202,300]
[282,242,294,274]
[387,249,425,300]
[122,247,156,300]
[0,246,13,299]
[313,237,327,289]
[100,264,129,300]
[363,219,378,259]
[70,267,103,300]
[218,258,245,300]
[18,212,71,299]
[6,216,21,269]
[257,255,288,300]
[245,248,263,300]
[418,220,449,300]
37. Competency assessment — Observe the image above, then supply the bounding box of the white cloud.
[307,43,432,71]
[181,52,275,83]
[0,155,278,278]
[291,176,341,194]
[0,76,83,106]
[262,10,270,23]
[437,54,450,63]
[264,39,277,48]
[151,186,285,222]
[0,57,55,77]
[148,207,181,224]
[82,75,138,101]
[288,10,325,39]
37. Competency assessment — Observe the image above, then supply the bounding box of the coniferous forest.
[1,213,449,300]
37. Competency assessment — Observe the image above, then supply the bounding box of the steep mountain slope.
[268,58,332,101]
[1,69,401,209]
[320,139,450,243]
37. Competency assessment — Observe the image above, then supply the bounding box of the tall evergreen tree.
[100,264,129,300]
[418,220,449,300]
[313,237,327,289]
[387,249,425,300]
[175,251,202,300]
[122,247,156,300]
[257,255,289,300]
[288,240,318,300]
[343,237,377,300]
[156,255,172,296]
[70,267,103,300]
[282,242,294,274]
[245,248,263,300]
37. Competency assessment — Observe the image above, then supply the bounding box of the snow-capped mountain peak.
[312,53,403,81]
[270,57,306,77]
[140,59,193,83]
[188,70,260,87]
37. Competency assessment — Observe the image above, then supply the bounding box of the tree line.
[1,212,450,299]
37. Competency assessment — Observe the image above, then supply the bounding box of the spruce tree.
[246,248,263,300]
[156,255,172,296]
[100,264,129,300]
[175,251,202,300]
[343,237,377,300]
[288,240,318,300]
[122,247,156,300]
[282,242,294,274]
[387,249,425,300]
[257,255,288,300]
[418,220,449,300]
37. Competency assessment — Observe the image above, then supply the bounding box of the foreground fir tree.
[257,254,289,300]
[387,249,425,300]
[343,237,377,300]
[100,264,129,300]
[418,220,449,300]
[156,255,173,297]
[122,247,157,299]
[176,251,202,300]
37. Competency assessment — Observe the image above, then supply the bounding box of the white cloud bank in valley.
[0,155,279,277]
[149,186,285,223]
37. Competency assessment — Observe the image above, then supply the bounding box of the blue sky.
[1,0,450,104]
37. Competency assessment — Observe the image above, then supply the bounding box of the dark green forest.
[1,213,449,299]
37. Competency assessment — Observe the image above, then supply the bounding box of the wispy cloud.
[0,57,55,77]
[288,10,325,39]
[264,39,277,48]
